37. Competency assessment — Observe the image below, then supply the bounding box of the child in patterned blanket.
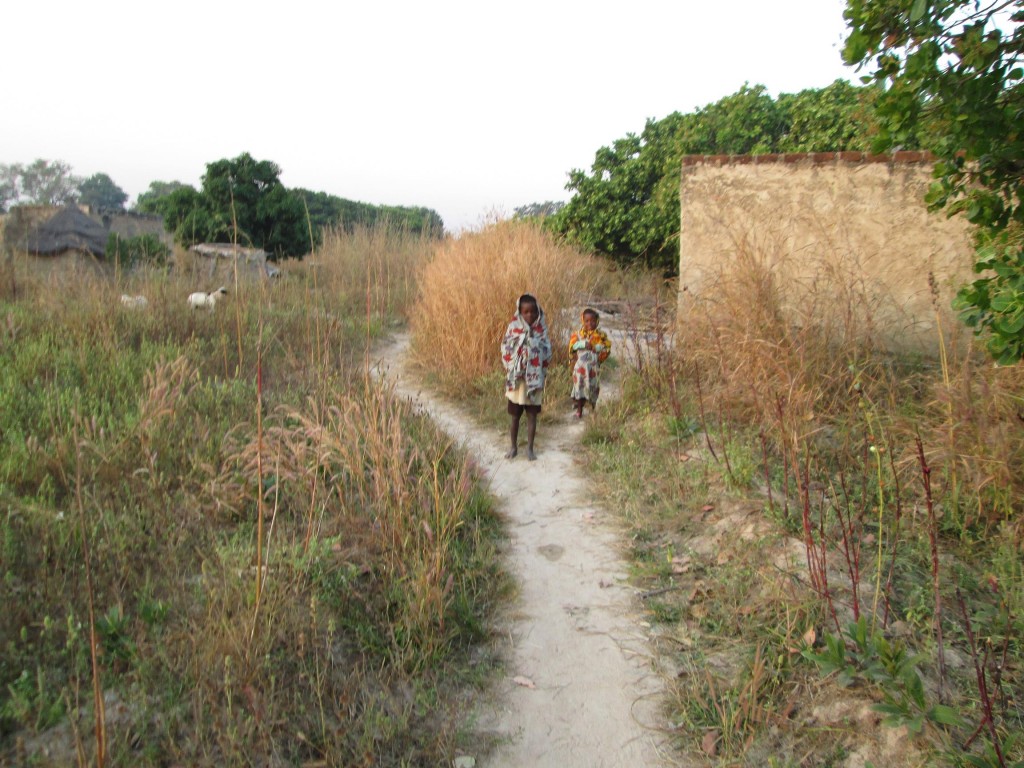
[568,307,612,419]
[500,293,553,460]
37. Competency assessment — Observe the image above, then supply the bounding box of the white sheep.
[188,286,228,310]
[120,294,148,309]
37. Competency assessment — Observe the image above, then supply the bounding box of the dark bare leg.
[526,411,538,460]
[506,414,520,459]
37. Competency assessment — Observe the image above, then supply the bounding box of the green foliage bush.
[106,232,171,269]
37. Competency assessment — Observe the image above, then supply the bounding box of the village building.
[2,205,109,277]
[183,243,280,282]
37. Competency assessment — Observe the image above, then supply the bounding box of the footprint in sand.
[537,543,564,561]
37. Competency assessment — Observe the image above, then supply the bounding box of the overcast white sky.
[4,0,859,232]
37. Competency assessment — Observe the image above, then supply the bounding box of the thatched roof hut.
[25,206,107,258]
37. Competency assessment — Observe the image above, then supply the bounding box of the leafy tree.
[146,155,308,257]
[78,173,128,211]
[292,188,344,236]
[674,83,785,155]
[373,204,444,235]
[156,186,221,246]
[19,159,82,206]
[134,180,190,214]
[776,79,880,152]
[200,153,309,257]
[843,0,1024,362]
[551,133,647,266]
[293,188,445,240]
[0,165,17,213]
[2,159,81,206]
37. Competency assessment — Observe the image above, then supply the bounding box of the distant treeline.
[135,153,444,259]
[294,188,444,239]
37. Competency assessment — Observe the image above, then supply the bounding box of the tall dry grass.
[409,219,595,391]
[0,217,13,301]
[210,379,486,669]
[314,221,435,321]
[678,222,1024,526]
[0,226,503,765]
[680,229,896,430]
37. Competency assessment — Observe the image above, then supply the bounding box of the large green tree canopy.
[134,180,190,215]
[78,173,128,211]
[202,154,309,258]
[547,81,883,274]
[151,153,311,258]
[844,0,1024,363]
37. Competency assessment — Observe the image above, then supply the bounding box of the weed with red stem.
[956,588,1007,767]
[917,435,947,701]
[834,470,864,624]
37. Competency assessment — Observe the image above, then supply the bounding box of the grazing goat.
[188,286,228,310]
[120,294,148,309]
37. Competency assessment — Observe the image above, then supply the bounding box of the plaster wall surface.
[678,154,975,351]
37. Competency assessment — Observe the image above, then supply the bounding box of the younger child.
[500,293,553,460]
[568,307,612,418]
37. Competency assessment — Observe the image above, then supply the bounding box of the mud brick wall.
[678,152,976,352]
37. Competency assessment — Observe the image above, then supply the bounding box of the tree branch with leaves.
[844,0,1024,362]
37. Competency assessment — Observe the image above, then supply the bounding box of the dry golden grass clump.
[917,347,1024,524]
[409,219,594,390]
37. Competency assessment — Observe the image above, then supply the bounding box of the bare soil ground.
[376,334,674,767]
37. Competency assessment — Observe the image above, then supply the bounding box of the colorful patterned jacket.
[501,296,552,397]
[568,313,611,364]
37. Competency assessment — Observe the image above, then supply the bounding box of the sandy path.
[376,335,669,767]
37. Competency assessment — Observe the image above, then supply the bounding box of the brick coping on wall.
[681,150,937,166]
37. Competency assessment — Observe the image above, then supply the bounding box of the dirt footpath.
[377,335,671,767]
